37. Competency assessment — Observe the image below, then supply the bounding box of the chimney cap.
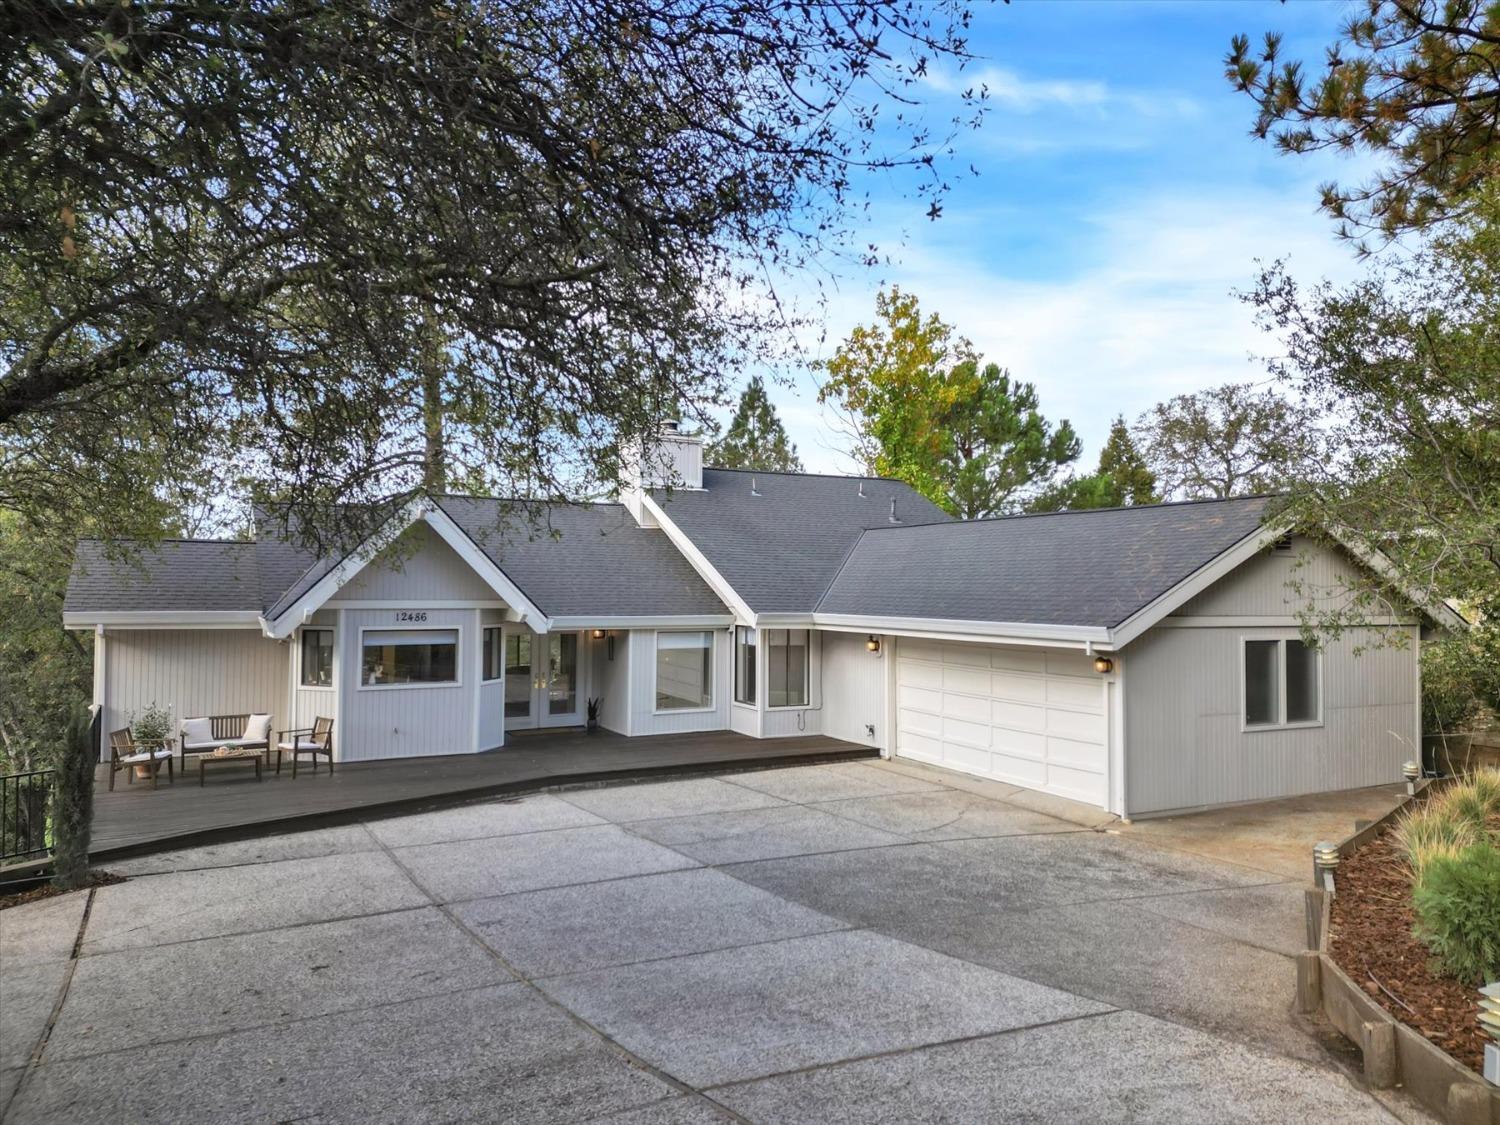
[661,419,681,433]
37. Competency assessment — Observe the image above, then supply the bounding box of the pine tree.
[708,377,803,472]
[1097,416,1158,505]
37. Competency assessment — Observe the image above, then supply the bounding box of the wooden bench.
[179,715,273,773]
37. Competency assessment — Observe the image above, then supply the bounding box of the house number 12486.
[395,611,428,623]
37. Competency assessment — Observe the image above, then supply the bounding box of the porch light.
[1402,759,1421,795]
[866,635,880,653]
[1480,982,1499,1085]
[1313,841,1339,895]
[1092,655,1114,674]
[591,629,606,640]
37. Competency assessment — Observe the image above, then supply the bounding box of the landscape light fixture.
[1480,982,1499,1085]
[1402,760,1421,795]
[866,636,881,653]
[1313,841,1340,895]
[1093,655,1114,674]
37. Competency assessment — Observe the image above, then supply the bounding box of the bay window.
[361,629,458,687]
[734,626,757,705]
[766,628,809,708]
[300,627,334,687]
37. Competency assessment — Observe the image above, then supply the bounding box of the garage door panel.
[991,753,1048,788]
[1044,650,1096,678]
[990,647,1046,674]
[1047,735,1107,770]
[991,699,1045,731]
[943,692,992,724]
[898,684,944,716]
[991,671,1047,703]
[942,665,992,695]
[897,638,1109,811]
[899,660,944,690]
[1047,708,1106,743]
[1045,676,1103,711]
[991,727,1046,759]
[942,715,992,750]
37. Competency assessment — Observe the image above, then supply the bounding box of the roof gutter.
[812,613,1110,649]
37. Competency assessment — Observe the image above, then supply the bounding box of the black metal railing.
[1,770,54,865]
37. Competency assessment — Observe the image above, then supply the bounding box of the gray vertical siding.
[820,631,884,747]
[104,629,289,738]
[626,628,731,735]
[592,630,631,734]
[1175,536,1376,618]
[329,523,499,603]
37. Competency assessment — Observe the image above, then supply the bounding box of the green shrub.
[1411,842,1500,985]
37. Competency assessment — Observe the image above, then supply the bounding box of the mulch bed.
[0,870,125,911]
[1327,824,1486,1075]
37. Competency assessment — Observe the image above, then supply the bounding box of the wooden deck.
[90,729,874,860]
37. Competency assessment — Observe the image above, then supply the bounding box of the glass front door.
[502,630,584,730]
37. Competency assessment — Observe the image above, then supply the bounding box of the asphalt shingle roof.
[651,468,951,613]
[815,495,1277,628]
[435,497,728,618]
[66,540,264,613]
[67,499,729,621]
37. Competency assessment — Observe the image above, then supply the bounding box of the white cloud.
[754,180,1367,475]
[922,64,1199,120]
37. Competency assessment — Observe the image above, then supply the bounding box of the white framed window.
[482,626,503,682]
[300,628,334,687]
[734,626,757,705]
[1242,636,1321,730]
[656,630,713,711]
[361,628,459,688]
[766,628,809,708]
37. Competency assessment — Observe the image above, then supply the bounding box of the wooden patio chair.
[108,729,175,791]
[276,717,334,778]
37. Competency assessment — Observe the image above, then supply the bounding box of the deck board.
[91,729,873,859]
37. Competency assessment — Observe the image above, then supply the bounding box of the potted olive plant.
[128,702,173,779]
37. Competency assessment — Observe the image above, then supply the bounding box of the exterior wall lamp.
[591,629,606,640]
[1092,655,1114,674]
[866,635,881,653]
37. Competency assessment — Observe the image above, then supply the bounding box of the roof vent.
[750,475,761,497]
[888,497,899,524]
[1270,535,1293,554]
[857,480,866,498]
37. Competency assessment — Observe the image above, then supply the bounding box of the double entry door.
[503,630,584,729]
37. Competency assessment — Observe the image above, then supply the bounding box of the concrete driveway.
[0,759,1419,1123]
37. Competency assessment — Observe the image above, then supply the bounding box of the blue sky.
[743,1,1370,473]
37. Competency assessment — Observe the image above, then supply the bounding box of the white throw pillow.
[181,717,213,746]
[242,714,272,742]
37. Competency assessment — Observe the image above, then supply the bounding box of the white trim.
[356,624,463,691]
[1110,525,1285,649]
[638,494,756,623]
[325,599,513,610]
[813,613,1108,648]
[65,611,263,629]
[1109,651,1127,818]
[651,628,716,714]
[1238,632,1324,732]
[263,501,550,639]
[548,614,734,630]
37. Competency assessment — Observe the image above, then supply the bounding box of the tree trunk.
[421,316,447,494]
[51,706,94,890]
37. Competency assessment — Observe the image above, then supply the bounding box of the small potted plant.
[586,697,602,734]
[129,702,173,779]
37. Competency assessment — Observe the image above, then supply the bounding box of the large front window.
[656,631,713,711]
[300,628,334,687]
[766,629,809,708]
[734,626,757,705]
[362,629,458,687]
[1243,637,1320,728]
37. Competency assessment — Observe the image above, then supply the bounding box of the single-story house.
[64,423,1461,818]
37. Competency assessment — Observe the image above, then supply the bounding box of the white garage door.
[895,639,1109,808]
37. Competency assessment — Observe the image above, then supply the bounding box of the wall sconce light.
[865,635,880,653]
[606,634,615,661]
[1092,655,1114,674]
[591,629,606,640]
